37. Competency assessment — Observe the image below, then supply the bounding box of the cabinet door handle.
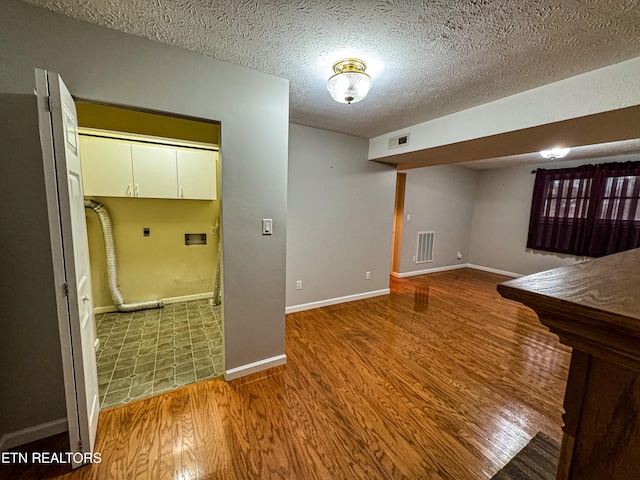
[126,184,132,197]
[180,186,184,199]
[134,184,140,197]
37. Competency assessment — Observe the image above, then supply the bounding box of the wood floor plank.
[2,269,570,479]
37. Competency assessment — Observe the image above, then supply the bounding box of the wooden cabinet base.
[556,433,574,480]
[499,248,640,480]
[563,356,640,479]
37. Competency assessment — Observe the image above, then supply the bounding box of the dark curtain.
[527,165,597,255]
[588,162,640,257]
[527,161,640,257]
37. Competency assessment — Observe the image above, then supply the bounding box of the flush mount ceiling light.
[326,58,372,104]
[540,147,572,159]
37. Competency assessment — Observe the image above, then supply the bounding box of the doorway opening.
[75,101,223,409]
[391,172,406,276]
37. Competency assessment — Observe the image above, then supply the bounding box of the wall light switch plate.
[262,219,273,235]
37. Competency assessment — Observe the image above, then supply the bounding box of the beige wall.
[86,197,220,308]
[76,101,220,145]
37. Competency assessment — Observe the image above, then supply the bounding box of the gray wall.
[397,165,478,274]
[0,93,68,441]
[468,155,640,275]
[468,163,580,275]
[0,0,288,441]
[287,124,396,307]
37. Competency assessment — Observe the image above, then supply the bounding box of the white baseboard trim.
[0,418,67,452]
[467,264,522,278]
[93,305,117,314]
[393,263,522,279]
[224,354,287,381]
[392,264,469,278]
[93,291,215,314]
[159,292,216,305]
[286,288,390,314]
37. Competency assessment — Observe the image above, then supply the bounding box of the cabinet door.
[79,136,133,197]
[177,149,217,200]
[131,144,178,199]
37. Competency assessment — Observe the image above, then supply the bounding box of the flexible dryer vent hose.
[84,199,164,312]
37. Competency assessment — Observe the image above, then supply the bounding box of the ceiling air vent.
[388,133,410,150]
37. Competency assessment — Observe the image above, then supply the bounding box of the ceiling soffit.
[382,105,640,170]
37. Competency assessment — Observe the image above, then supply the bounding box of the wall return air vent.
[416,231,435,263]
[388,133,410,150]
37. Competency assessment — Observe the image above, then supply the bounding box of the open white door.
[36,69,99,468]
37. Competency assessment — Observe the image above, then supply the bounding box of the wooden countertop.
[498,248,640,370]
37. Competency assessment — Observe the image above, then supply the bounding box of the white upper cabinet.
[177,149,217,200]
[79,136,134,197]
[79,132,217,200]
[131,144,178,199]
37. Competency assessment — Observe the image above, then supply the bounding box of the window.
[527,161,640,257]
[544,178,592,219]
[597,175,640,221]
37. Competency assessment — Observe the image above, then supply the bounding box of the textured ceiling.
[22,0,640,139]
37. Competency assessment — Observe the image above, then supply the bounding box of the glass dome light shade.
[540,147,572,159]
[326,59,372,104]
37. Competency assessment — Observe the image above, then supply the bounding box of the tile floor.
[95,299,223,409]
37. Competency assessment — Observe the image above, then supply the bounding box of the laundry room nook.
[76,102,223,409]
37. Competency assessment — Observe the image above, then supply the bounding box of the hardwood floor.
[2,269,571,479]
